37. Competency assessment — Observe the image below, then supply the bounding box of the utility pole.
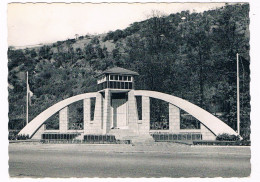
[237,53,240,135]
[26,71,29,125]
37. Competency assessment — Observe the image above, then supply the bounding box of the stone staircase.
[109,129,155,145]
[126,135,155,145]
[108,129,135,140]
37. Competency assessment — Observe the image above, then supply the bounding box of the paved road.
[9,143,251,178]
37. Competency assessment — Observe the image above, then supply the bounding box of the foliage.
[9,131,30,140]
[150,98,169,130]
[8,130,19,140]
[216,133,241,141]
[102,22,141,42]
[16,134,30,140]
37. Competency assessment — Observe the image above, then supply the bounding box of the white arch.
[18,92,97,138]
[19,90,238,138]
[134,90,238,136]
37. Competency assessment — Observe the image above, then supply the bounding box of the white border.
[1,0,259,181]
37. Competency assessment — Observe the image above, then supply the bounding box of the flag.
[28,88,33,106]
[26,71,33,125]
[239,56,250,73]
[27,72,33,106]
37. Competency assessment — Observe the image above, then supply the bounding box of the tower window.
[129,82,132,89]
[125,82,129,89]
[113,81,116,88]
[119,75,122,80]
[128,76,131,81]
[121,82,124,89]
[115,75,118,80]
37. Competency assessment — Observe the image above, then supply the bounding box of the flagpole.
[26,71,29,125]
[237,53,240,136]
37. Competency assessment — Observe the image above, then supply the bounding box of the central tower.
[96,67,139,134]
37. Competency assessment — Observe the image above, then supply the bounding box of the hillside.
[8,3,250,139]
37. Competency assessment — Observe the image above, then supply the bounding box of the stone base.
[108,129,136,140]
[108,128,154,145]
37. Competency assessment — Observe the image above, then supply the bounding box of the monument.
[19,67,239,142]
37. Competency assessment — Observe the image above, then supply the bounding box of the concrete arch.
[134,90,238,136]
[18,92,97,138]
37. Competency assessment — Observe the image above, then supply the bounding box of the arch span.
[18,92,97,138]
[134,90,238,136]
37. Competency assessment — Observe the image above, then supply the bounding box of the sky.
[7,2,228,47]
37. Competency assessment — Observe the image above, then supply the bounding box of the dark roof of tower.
[97,67,139,77]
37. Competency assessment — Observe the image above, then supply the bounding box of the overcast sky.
[8,3,228,47]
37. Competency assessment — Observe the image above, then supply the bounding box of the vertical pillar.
[59,106,68,132]
[169,104,180,133]
[84,93,103,135]
[103,89,111,134]
[140,96,150,134]
[127,90,138,132]
[83,98,91,133]
[94,93,103,131]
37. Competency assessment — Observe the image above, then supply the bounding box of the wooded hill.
[8,3,250,139]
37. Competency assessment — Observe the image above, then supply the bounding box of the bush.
[216,133,240,141]
[8,131,30,140]
[16,134,30,140]
[8,131,19,140]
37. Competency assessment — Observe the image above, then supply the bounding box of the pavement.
[8,142,251,178]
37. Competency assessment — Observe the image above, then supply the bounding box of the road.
[9,143,251,178]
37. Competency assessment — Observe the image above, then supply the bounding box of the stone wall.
[31,124,45,139]
[127,90,139,133]
[102,89,111,134]
[84,93,103,135]
[83,98,91,133]
[169,104,180,132]
[138,96,150,135]
[201,124,216,140]
[59,106,68,132]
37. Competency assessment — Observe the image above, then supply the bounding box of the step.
[108,129,137,140]
[127,135,155,145]
[74,133,84,140]
[109,129,156,145]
